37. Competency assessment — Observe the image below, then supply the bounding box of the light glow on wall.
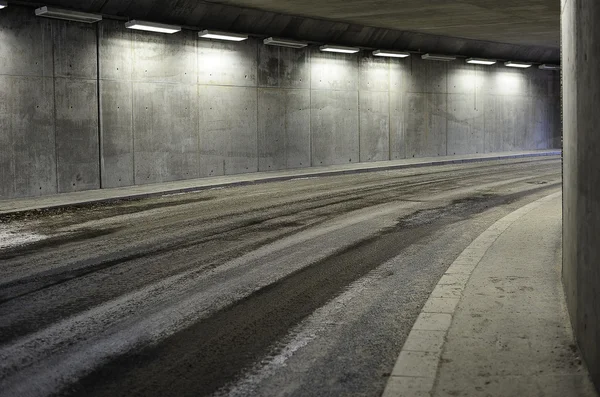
[125,20,181,34]
[199,30,248,42]
[495,72,526,95]
[320,45,360,54]
[0,1,7,10]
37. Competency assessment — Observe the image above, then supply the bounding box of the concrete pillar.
[562,0,600,391]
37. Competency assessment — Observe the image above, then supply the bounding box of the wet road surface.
[0,157,562,397]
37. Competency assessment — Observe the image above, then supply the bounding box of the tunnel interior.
[1,0,600,395]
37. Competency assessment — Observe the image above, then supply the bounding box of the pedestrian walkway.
[383,192,598,397]
[0,150,559,215]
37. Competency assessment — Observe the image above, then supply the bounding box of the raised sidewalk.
[383,192,598,397]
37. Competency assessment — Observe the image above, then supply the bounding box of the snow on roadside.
[0,224,46,250]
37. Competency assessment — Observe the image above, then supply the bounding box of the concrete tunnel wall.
[0,5,562,199]
[562,0,600,391]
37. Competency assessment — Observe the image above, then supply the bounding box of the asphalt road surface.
[0,157,562,397]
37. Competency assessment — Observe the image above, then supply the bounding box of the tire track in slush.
[59,184,559,397]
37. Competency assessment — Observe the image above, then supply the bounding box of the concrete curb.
[381,191,562,397]
[0,151,560,216]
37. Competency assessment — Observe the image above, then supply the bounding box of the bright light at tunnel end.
[466,58,497,65]
[320,45,361,54]
[0,1,7,9]
[505,61,533,68]
[125,20,181,34]
[199,30,248,42]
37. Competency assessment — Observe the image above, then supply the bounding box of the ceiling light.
[373,50,410,58]
[320,45,360,54]
[264,37,308,49]
[466,57,496,65]
[504,61,533,68]
[422,53,456,61]
[0,1,7,10]
[35,6,102,23]
[199,30,248,42]
[539,64,561,70]
[125,20,181,34]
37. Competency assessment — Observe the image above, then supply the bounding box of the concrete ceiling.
[205,0,560,48]
[12,0,560,62]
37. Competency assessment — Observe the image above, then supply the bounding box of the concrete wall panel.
[531,96,551,149]
[53,21,97,79]
[406,57,447,94]
[478,67,529,97]
[133,30,197,84]
[447,63,478,95]
[390,59,409,93]
[199,85,258,176]
[483,95,510,153]
[100,80,134,188]
[0,7,53,77]
[134,83,199,184]
[258,46,310,89]
[528,69,555,97]
[550,97,562,148]
[447,93,484,155]
[99,20,133,81]
[522,96,555,150]
[359,91,390,162]
[484,95,530,153]
[311,50,358,91]
[54,78,100,193]
[0,76,56,198]
[258,88,310,171]
[359,56,389,92]
[198,38,258,87]
[311,90,359,166]
[405,93,447,157]
[284,90,312,169]
[390,91,406,160]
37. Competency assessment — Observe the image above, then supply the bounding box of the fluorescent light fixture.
[504,61,533,68]
[422,53,456,61]
[373,50,410,58]
[125,20,181,34]
[539,64,561,70]
[466,57,496,65]
[320,45,360,54]
[0,1,7,10]
[199,30,248,41]
[264,37,308,49]
[35,6,102,23]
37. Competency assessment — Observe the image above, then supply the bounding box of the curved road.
[0,157,561,397]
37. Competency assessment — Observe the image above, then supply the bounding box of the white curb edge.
[381,191,562,397]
